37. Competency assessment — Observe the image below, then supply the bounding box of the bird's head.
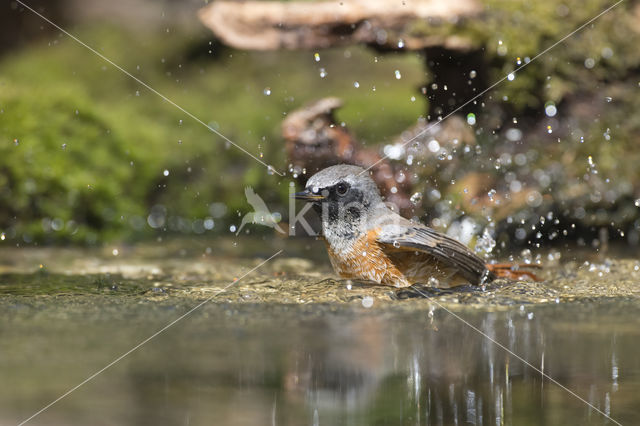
[293,164,384,223]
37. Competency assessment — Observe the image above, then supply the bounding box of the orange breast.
[324,229,411,288]
[324,229,469,288]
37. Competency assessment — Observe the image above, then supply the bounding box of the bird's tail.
[486,263,542,281]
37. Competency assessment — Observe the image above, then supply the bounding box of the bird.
[294,164,538,288]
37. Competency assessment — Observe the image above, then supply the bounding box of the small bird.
[294,164,538,288]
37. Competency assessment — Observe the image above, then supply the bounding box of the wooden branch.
[198,0,481,51]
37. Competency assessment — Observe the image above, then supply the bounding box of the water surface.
[1,240,639,425]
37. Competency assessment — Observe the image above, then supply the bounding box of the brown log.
[198,0,481,51]
[282,97,414,212]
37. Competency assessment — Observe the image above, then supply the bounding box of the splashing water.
[410,192,423,205]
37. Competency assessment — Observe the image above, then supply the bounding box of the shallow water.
[1,239,639,425]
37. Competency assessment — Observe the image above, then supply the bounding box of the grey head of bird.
[294,164,388,230]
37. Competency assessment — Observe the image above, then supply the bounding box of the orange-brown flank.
[324,229,466,288]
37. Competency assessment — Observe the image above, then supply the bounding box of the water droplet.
[13,138,19,146]
[263,87,271,96]
[362,296,374,308]
[163,169,169,176]
[314,52,320,62]
[319,68,327,78]
[428,139,440,152]
[544,102,557,117]
[469,70,477,79]
[394,70,402,80]
[635,199,640,207]
[0,233,5,241]
[397,39,405,48]
[507,73,515,81]
[112,248,119,256]
[393,240,401,248]
[605,96,612,103]
[267,165,276,175]
[61,143,67,150]
[353,81,360,88]
[410,192,423,205]
[466,113,476,125]
[229,225,237,233]
[476,227,496,254]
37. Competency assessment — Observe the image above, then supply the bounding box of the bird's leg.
[486,263,542,281]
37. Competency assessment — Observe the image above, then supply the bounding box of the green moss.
[2,0,639,244]
[0,26,424,243]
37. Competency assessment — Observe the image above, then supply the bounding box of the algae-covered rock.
[2,0,640,247]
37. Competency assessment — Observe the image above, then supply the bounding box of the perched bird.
[294,164,538,288]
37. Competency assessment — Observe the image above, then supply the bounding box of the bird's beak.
[292,188,325,201]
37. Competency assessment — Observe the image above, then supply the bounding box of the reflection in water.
[1,300,639,425]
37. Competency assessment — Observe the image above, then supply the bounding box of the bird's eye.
[335,182,349,196]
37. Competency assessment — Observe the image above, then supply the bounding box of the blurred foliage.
[1,0,640,246]
[404,0,640,247]
[0,25,424,243]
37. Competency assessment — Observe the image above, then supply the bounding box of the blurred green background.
[1,0,639,245]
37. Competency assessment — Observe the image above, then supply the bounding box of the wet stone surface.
[0,238,639,308]
[1,239,639,425]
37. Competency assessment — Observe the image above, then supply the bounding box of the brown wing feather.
[376,224,494,285]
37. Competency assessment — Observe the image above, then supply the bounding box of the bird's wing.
[245,186,271,213]
[376,222,492,285]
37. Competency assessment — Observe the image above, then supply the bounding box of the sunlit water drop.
[466,113,476,125]
[394,70,402,79]
[263,87,271,96]
[410,192,423,205]
[544,102,557,117]
[362,296,374,308]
